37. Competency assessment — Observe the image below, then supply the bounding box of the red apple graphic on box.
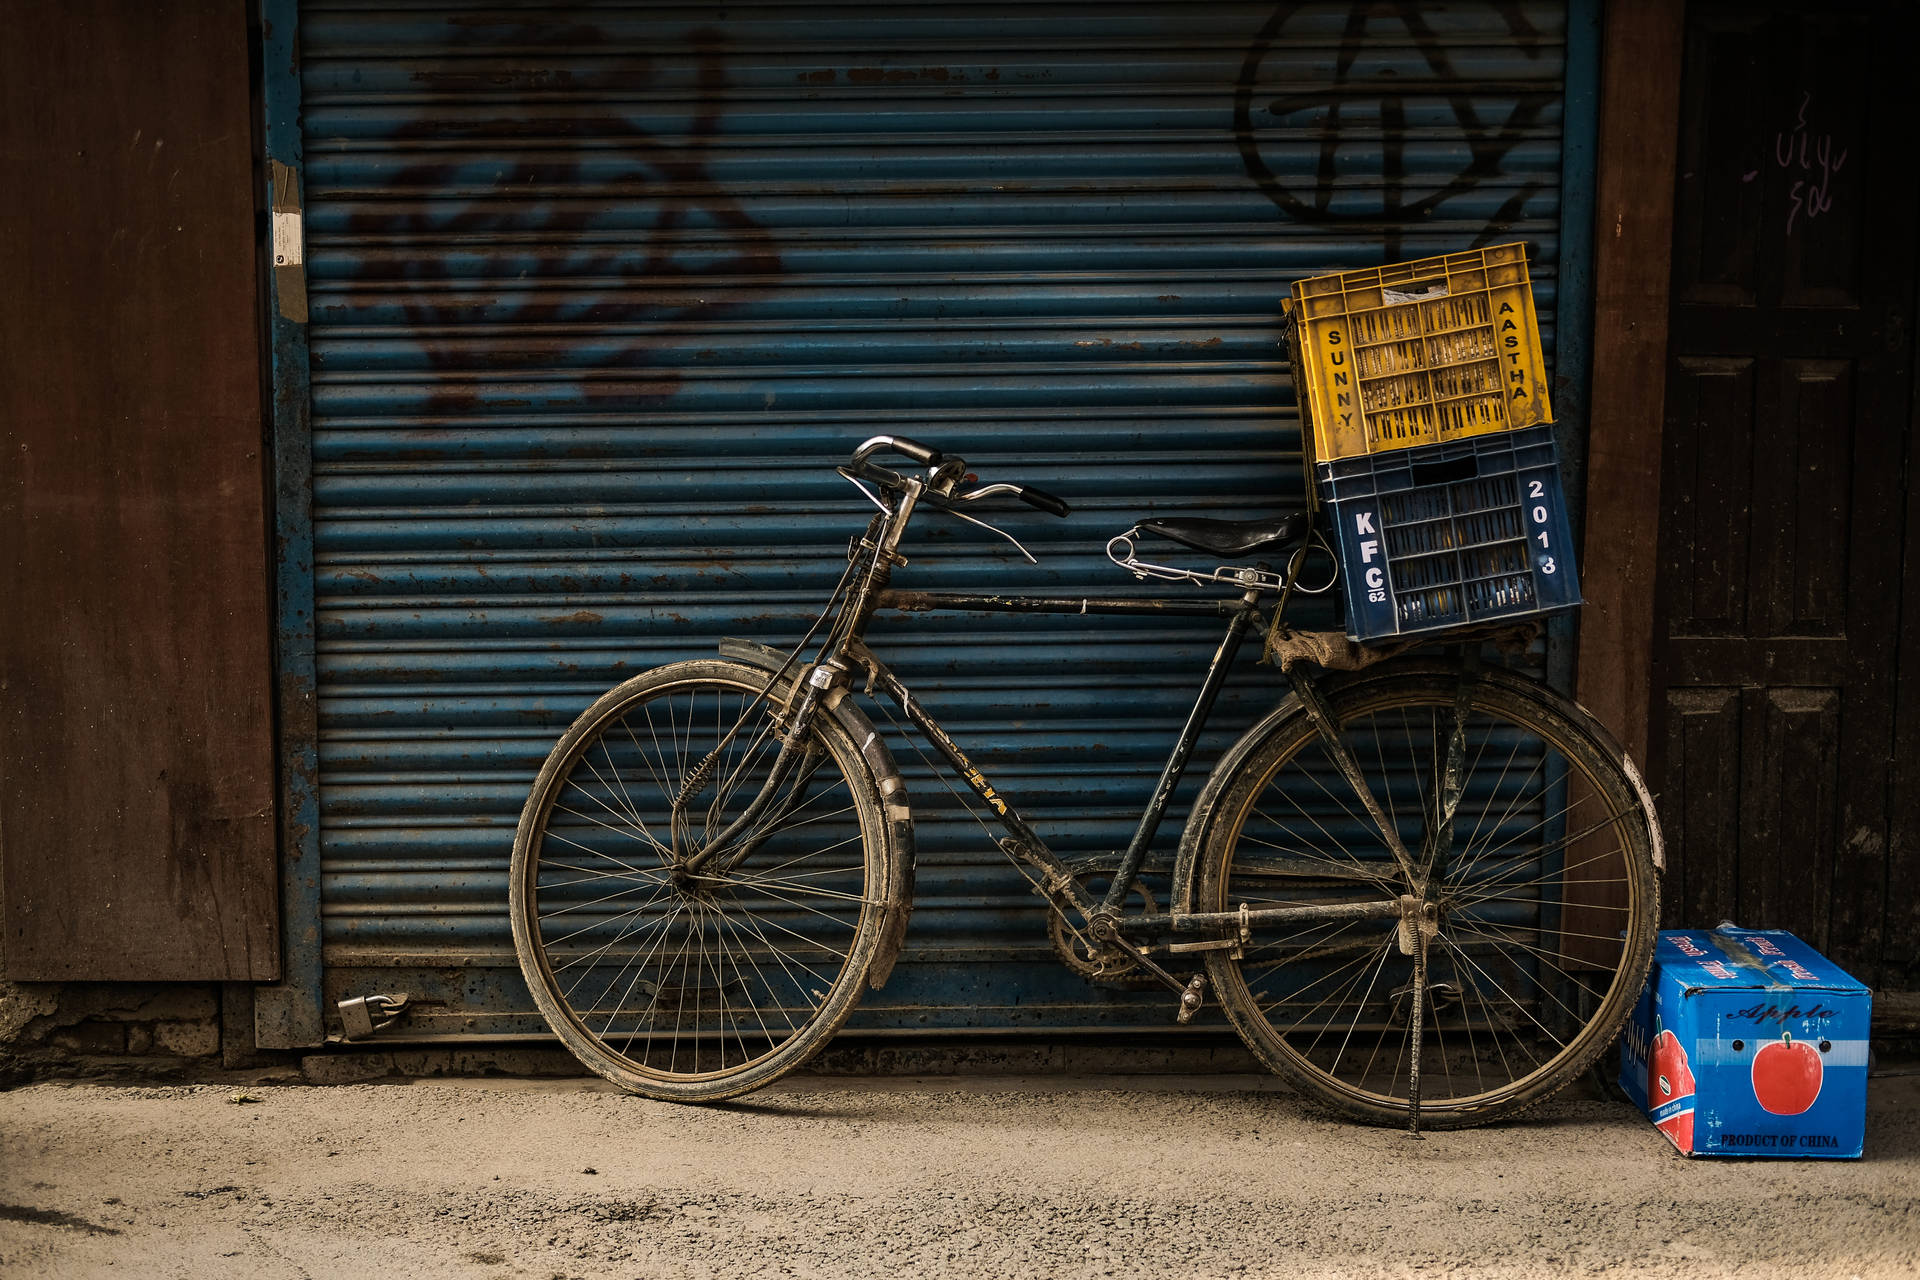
[1648,1028,1696,1151]
[1752,1032,1823,1115]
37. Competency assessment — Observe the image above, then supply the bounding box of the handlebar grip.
[889,437,944,466]
[853,434,943,469]
[1017,485,1072,518]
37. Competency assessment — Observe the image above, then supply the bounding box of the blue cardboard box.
[1619,928,1870,1158]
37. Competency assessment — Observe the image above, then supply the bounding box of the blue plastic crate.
[1318,425,1580,641]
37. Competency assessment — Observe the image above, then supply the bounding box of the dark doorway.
[1653,2,1917,987]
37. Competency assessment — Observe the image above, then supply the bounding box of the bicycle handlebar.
[847,436,1072,519]
[852,435,943,469]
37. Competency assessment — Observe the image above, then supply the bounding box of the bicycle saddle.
[1135,511,1311,559]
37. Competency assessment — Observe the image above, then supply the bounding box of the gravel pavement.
[1,1070,1916,1279]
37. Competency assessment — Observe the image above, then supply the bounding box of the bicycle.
[508,434,1662,1130]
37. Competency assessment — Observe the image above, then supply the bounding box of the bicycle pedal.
[1176,974,1207,1024]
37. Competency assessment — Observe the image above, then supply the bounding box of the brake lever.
[838,467,892,515]
[938,504,1037,564]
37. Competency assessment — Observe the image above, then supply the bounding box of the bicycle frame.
[854,599,1404,936]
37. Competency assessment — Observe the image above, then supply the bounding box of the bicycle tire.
[1197,665,1659,1128]
[510,659,890,1102]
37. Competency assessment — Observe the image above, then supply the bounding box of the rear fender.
[718,638,916,988]
[1170,658,1665,916]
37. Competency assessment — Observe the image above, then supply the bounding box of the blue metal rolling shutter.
[296,1,1575,1039]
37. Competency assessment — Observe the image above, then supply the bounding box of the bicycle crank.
[1084,927,1206,1021]
[1046,883,1162,989]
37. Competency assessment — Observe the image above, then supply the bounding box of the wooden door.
[0,0,279,980]
[1654,2,1917,985]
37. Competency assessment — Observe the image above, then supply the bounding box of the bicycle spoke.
[1265,937,1396,1042]
[731,871,873,904]
[1429,978,1455,1098]
[550,796,671,864]
[1294,759,1405,889]
[544,887,676,957]
[1399,706,1433,857]
[1450,871,1634,916]
[1459,729,1531,865]
[1236,916,1372,978]
[1450,768,1589,885]
[710,907,792,1041]
[537,861,671,891]
[1248,929,1391,1015]
[623,714,676,814]
[1322,937,1400,1075]
[536,873,674,923]
[1440,928,1578,1049]
[721,896,834,1018]
[1250,786,1400,894]
[709,911,774,1067]
[1447,921,1620,1002]
[1443,933,1521,1084]
[590,898,691,1042]
[536,821,666,881]
[597,733,649,834]
[741,799,860,852]
[1452,804,1640,902]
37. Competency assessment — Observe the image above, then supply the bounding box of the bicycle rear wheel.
[1198,665,1658,1128]
[510,659,890,1101]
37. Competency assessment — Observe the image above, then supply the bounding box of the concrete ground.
[1,1067,1916,1280]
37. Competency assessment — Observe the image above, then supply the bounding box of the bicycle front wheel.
[1198,666,1659,1128]
[510,659,891,1102]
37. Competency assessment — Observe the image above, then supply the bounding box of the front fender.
[718,638,916,989]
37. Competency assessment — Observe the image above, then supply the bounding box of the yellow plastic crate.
[1288,243,1553,462]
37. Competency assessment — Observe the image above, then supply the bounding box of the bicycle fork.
[674,660,841,876]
